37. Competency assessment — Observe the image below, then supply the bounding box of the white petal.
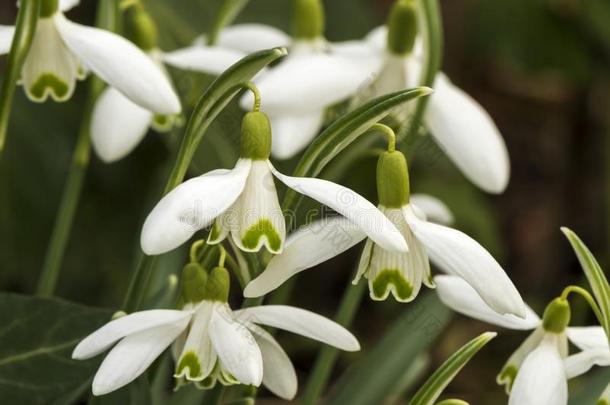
[54,15,180,114]
[230,160,285,254]
[72,309,191,360]
[244,217,366,297]
[91,322,187,396]
[567,326,609,351]
[409,194,454,225]
[434,275,539,330]
[240,52,374,113]
[162,45,245,76]
[217,24,290,53]
[365,26,387,51]
[564,348,610,379]
[175,303,216,381]
[508,334,568,405]
[234,305,360,351]
[59,0,80,12]
[21,18,80,102]
[268,110,324,160]
[497,327,545,393]
[425,73,509,194]
[140,159,252,255]
[405,205,526,317]
[269,163,408,253]
[208,304,263,386]
[91,86,153,163]
[0,25,15,55]
[249,325,297,400]
[331,40,383,73]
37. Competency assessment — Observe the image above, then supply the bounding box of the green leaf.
[326,293,451,405]
[0,293,111,404]
[561,227,610,345]
[282,87,432,213]
[207,0,251,46]
[568,368,610,405]
[409,332,497,405]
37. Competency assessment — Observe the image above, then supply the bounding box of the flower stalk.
[560,285,605,328]
[0,0,40,158]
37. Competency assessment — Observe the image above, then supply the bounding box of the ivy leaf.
[561,227,610,345]
[409,332,496,405]
[0,293,111,404]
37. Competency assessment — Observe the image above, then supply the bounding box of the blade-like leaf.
[408,332,497,405]
[327,293,451,405]
[0,293,111,404]
[282,87,432,213]
[561,227,610,345]
[567,368,610,405]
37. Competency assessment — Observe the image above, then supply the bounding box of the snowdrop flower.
[435,275,610,405]
[140,109,408,256]
[245,128,525,318]
[0,0,179,115]
[238,0,382,160]
[72,264,359,398]
[361,0,509,193]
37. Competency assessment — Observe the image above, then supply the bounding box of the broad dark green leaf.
[562,227,610,344]
[568,368,610,405]
[283,87,432,212]
[327,293,451,405]
[0,293,111,404]
[409,332,496,405]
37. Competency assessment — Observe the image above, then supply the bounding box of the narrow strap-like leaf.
[409,332,497,405]
[562,227,610,345]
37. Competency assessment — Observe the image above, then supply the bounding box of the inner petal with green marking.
[21,18,81,103]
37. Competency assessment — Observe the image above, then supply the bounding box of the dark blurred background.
[1,0,609,403]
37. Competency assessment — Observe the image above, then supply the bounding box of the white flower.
[140,111,408,256]
[72,302,359,397]
[435,275,610,404]
[364,24,510,194]
[245,194,526,318]
[0,0,179,114]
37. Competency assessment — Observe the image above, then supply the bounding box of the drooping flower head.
[73,262,360,398]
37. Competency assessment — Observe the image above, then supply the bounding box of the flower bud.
[387,0,418,56]
[180,263,208,304]
[240,111,272,160]
[203,266,231,302]
[542,297,571,333]
[377,150,410,208]
[293,0,325,40]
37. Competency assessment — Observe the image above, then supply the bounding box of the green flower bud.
[387,0,418,56]
[203,266,231,302]
[41,0,59,17]
[377,150,410,208]
[240,111,272,160]
[542,297,571,333]
[293,0,325,40]
[180,263,208,304]
[126,8,159,51]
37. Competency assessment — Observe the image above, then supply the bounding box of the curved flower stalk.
[237,0,382,160]
[245,128,525,318]
[435,275,610,405]
[73,264,359,398]
[362,0,509,194]
[140,109,407,257]
[0,0,179,117]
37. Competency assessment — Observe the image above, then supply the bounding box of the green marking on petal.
[207,220,223,244]
[28,73,70,102]
[497,365,517,393]
[176,351,202,380]
[371,269,413,301]
[241,218,282,253]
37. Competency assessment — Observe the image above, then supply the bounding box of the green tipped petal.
[371,269,414,301]
[176,351,203,380]
[28,73,70,101]
[496,364,517,393]
[241,218,283,253]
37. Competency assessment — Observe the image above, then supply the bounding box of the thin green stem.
[242,81,261,112]
[371,123,396,152]
[301,281,366,404]
[190,239,206,264]
[561,285,605,325]
[36,0,118,296]
[0,0,40,158]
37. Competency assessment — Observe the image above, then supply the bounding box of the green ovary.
[371,269,413,301]
[498,365,517,391]
[241,218,282,252]
[176,352,202,380]
[29,73,69,101]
